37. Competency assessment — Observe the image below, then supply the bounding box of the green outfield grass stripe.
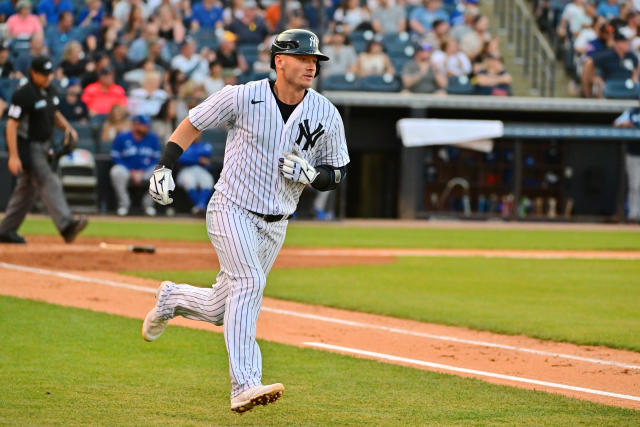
[304,342,640,404]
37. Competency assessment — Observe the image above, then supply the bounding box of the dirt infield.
[1,236,639,410]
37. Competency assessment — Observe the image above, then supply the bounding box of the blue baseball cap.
[132,114,151,125]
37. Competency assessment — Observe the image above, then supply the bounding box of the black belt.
[248,210,292,222]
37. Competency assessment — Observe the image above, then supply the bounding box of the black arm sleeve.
[311,165,347,191]
[157,141,184,170]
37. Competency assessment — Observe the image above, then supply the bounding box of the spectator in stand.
[190,0,223,32]
[613,97,640,221]
[423,18,450,48]
[451,7,477,43]
[57,41,87,79]
[175,80,205,121]
[558,0,591,39]
[597,0,620,20]
[582,31,639,97]
[352,39,394,77]
[402,43,447,93]
[113,0,150,25]
[109,114,161,217]
[0,41,16,78]
[128,22,171,64]
[473,54,512,96]
[127,70,169,118]
[0,0,17,22]
[322,31,357,76]
[263,0,304,33]
[472,36,501,73]
[252,46,272,74]
[100,103,130,144]
[620,10,640,39]
[14,31,47,74]
[6,0,42,39]
[36,0,72,25]
[333,0,371,33]
[110,41,135,87]
[371,0,406,34]
[574,20,612,78]
[59,78,89,122]
[226,0,269,45]
[409,0,449,38]
[171,36,210,82]
[80,52,111,88]
[203,60,225,93]
[157,4,186,45]
[431,37,472,77]
[461,14,491,61]
[176,139,215,216]
[46,11,84,60]
[82,67,127,115]
[77,0,104,28]
[222,0,243,25]
[120,3,145,44]
[146,38,172,71]
[215,31,249,77]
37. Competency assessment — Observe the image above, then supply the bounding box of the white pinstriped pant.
[157,192,287,397]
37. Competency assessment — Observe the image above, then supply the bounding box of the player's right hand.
[149,166,176,205]
[8,154,22,176]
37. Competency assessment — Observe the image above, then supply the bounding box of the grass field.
[3,218,639,423]
[16,218,640,250]
[1,297,637,426]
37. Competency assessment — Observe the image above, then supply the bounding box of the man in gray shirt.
[372,0,407,34]
[402,44,447,93]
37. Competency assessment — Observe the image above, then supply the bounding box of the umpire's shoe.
[231,383,285,414]
[142,281,172,342]
[61,216,88,243]
[0,231,26,244]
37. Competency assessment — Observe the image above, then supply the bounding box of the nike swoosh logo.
[251,99,264,104]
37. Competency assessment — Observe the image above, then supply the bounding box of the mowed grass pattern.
[133,257,640,351]
[0,297,637,425]
[15,218,640,250]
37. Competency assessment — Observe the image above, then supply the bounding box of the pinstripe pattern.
[189,79,350,215]
[160,78,348,399]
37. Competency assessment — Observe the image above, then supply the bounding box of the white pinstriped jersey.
[188,79,349,215]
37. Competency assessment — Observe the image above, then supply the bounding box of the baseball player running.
[143,29,349,414]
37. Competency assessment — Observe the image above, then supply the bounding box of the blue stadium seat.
[382,32,411,56]
[0,78,21,101]
[359,75,401,92]
[322,74,360,91]
[201,128,227,144]
[193,29,218,51]
[603,79,639,99]
[446,75,474,95]
[0,121,6,151]
[71,122,98,152]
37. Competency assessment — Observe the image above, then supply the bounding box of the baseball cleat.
[141,281,172,342]
[230,383,284,414]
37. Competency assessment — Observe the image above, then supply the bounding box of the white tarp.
[396,119,504,153]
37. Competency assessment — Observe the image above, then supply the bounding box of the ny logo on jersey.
[295,119,325,151]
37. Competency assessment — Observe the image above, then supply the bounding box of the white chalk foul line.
[2,261,639,372]
[303,342,640,403]
[261,307,640,371]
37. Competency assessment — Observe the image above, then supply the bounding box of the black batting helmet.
[270,29,329,76]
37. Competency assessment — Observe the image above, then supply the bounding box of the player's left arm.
[54,111,78,149]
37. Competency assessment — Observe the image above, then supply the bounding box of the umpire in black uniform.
[0,55,88,244]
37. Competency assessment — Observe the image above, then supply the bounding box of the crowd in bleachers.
[535,0,640,98]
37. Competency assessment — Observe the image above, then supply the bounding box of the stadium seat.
[382,32,411,56]
[360,74,401,92]
[238,44,258,66]
[446,75,474,95]
[201,128,227,144]
[193,29,218,51]
[322,73,360,91]
[0,78,21,101]
[603,79,638,99]
[71,122,99,152]
[0,121,6,151]
[57,148,98,213]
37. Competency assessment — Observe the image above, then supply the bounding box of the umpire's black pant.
[0,141,74,235]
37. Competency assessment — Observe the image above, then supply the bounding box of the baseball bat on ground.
[99,242,156,254]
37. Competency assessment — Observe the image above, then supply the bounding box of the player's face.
[278,54,317,90]
[31,71,53,88]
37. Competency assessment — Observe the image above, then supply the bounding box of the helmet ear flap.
[315,61,321,77]
[270,53,276,71]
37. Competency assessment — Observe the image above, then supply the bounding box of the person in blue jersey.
[176,139,214,216]
[613,99,640,221]
[109,114,161,216]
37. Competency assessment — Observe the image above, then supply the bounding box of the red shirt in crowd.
[81,82,127,115]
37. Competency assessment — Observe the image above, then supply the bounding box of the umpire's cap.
[270,29,329,72]
[31,55,54,75]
